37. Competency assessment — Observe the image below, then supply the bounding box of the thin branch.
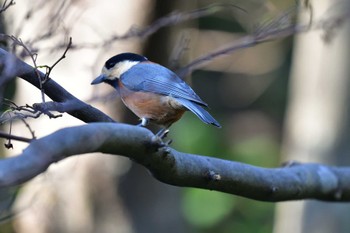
[38,37,72,83]
[0,123,348,202]
[40,3,246,51]
[104,3,245,41]
[12,0,74,53]
[19,118,36,139]
[169,33,191,70]
[8,36,46,103]
[0,48,115,123]
[177,36,259,78]
[2,100,60,122]
[0,0,15,14]
[176,4,347,77]
[4,112,13,149]
[32,100,81,114]
[0,130,32,143]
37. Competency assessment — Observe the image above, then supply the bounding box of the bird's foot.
[151,136,172,148]
[156,128,170,139]
[151,128,172,148]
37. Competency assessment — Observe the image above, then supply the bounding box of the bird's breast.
[118,80,186,126]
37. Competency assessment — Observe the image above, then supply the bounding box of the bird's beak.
[91,74,107,85]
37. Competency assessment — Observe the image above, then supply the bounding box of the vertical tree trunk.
[274,1,350,233]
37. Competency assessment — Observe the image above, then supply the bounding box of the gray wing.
[120,63,208,107]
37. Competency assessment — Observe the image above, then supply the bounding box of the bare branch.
[18,118,36,139]
[12,1,74,53]
[38,37,72,82]
[4,112,13,149]
[177,4,349,77]
[32,101,78,118]
[0,123,349,202]
[0,130,32,143]
[0,48,115,123]
[8,36,46,102]
[177,36,259,78]
[0,0,15,14]
[41,3,246,51]
[104,4,245,41]
[0,100,36,143]
[1,100,60,122]
[0,4,349,203]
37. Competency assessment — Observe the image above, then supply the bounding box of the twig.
[169,33,191,70]
[177,36,255,77]
[0,48,115,123]
[105,3,245,40]
[40,3,246,51]
[6,36,72,107]
[3,99,63,121]
[0,0,15,14]
[38,37,72,83]
[2,100,41,120]
[0,130,32,143]
[4,112,12,149]
[19,118,36,139]
[176,4,342,77]
[8,36,45,103]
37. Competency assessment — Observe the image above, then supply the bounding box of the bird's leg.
[152,128,172,147]
[156,123,173,139]
[137,118,149,127]
[152,125,173,147]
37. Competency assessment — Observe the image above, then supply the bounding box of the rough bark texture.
[0,123,350,202]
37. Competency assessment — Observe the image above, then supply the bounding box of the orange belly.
[119,84,186,126]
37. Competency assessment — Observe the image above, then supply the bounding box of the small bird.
[91,52,221,133]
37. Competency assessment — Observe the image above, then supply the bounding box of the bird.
[91,52,221,134]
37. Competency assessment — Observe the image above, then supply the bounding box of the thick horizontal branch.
[0,48,114,123]
[0,123,349,202]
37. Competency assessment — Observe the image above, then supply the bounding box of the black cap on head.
[105,53,148,69]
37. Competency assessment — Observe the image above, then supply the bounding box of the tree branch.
[176,4,349,77]
[0,48,115,123]
[0,122,349,202]
[0,130,32,143]
[0,0,15,14]
[1,6,350,202]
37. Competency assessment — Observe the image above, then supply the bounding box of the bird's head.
[91,53,148,86]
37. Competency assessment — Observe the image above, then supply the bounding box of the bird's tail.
[176,98,221,128]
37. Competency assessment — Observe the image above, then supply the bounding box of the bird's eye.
[105,62,115,69]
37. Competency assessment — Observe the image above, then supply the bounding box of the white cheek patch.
[104,61,140,80]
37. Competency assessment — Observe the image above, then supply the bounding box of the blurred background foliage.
[0,0,319,232]
[138,1,295,233]
[165,1,292,232]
